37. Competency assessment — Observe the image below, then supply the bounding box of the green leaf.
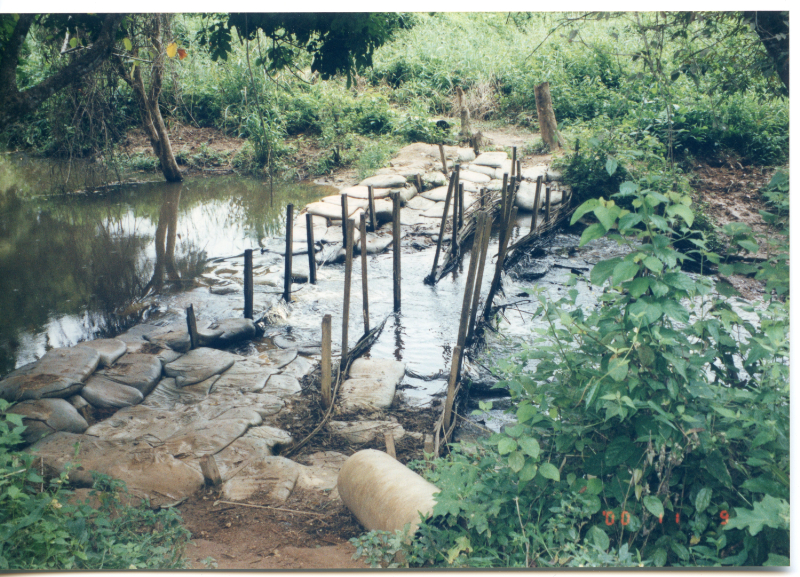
[618,181,639,196]
[627,277,651,298]
[737,239,760,253]
[123,37,133,51]
[705,450,733,487]
[508,451,525,473]
[604,437,639,467]
[611,260,640,285]
[497,438,517,455]
[695,488,712,513]
[725,495,789,536]
[516,404,539,424]
[590,257,621,286]
[605,156,618,176]
[580,223,607,247]
[608,357,629,382]
[594,205,620,231]
[585,478,603,495]
[666,204,694,227]
[637,344,655,367]
[586,525,610,551]
[643,256,663,273]
[643,496,664,518]
[618,212,642,232]
[763,553,790,566]
[570,199,599,225]
[518,437,541,459]
[651,548,668,567]
[538,462,560,482]
[519,462,538,482]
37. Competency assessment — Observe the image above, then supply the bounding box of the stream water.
[1,154,626,432]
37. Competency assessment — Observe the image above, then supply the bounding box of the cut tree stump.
[534,82,565,150]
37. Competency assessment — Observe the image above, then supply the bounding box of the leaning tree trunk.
[456,86,472,141]
[115,15,182,182]
[534,82,565,151]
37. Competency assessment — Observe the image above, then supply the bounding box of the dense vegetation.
[0,11,789,569]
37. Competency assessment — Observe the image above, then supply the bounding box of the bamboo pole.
[359,212,369,334]
[530,175,543,232]
[283,204,293,302]
[467,213,492,343]
[244,248,253,319]
[321,314,332,408]
[443,345,461,430]
[186,304,199,350]
[341,193,349,245]
[392,192,401,311]
[305,213,317,284]
[482,207,518,321]
[367,186,377,232]
[342,219,354,364]
[426,170,457,283]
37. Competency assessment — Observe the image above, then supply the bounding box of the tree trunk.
[743,11,789,95]
[534,82,565,151]
[115,15,182,182]
[456,86,471,141]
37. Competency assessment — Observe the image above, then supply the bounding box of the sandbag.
[337,449,439,534]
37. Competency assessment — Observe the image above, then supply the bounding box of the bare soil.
[139,124,778,569]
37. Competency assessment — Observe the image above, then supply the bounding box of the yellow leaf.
[690,535,701,546]
[166,42,178,58]
[123,37,132,52]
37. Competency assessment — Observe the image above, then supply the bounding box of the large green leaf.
[518,437,541,459]
[705,450,732,487]
[580,223,608,247]
[586,525,610,551]
[590,257,622,285]
[611,260,640,285]
[695,487,712,513]
[538,462,560,482]
[725,495,789,536]
[497,438,517,455]
[643,256,663,273]
[508,451,525,472]
[608,357,629,382]
[604,436,639,467]
[605,156,618,176]
[570,198,599,225]
[643,496,664,518]
[666,204,694,227]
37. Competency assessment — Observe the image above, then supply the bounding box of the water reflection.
[0,161,334,375]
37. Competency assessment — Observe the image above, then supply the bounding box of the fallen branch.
[214,500,323,517]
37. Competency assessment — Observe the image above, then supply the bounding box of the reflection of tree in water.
[145,183,181,293]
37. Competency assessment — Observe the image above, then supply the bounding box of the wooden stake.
[415,173,423,195]
[428,170,457,281]
[321,314,332,408]
[283,204,293,302]
[438,143,448,174]
[517,160,522,178]
[458,182,465,232]
[305,213,317,284]
[342,219,354,364]
[200,455,222,487]
[467,214,492,342]
[244,248,253,319]
[511,146,517,178]
[384,432,396,459]
[367,186,377,232]
[359,212,369,334]
[454,212,485,374]
[186,304,199,350]
[423,434,434,457]
[392,192,401,311]
[500,173,509,222]
[545,186,552,224]
[530,175,542,232]
[443,345,462,430]
[483,207,518,321]
[340,193,349,245]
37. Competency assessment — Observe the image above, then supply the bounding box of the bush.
[0,400,191,570]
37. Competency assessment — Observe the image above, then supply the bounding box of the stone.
[263,348,297,370]
[338,358,405,412]
[162,412,261,459]
[68,394,88,410]
[398,184,418,204]
[457,148,476,162]
[373,198,394,223]
[473,151,508,167]
[144,327,191,353]
[163,348,241,387]
[143,376,218,409]
[209,284,239,295]
[273,335,323,356]
[465,163,495,177]
[75,339,127,367]
[213,359,275,393]
[421,186,450,202]
[9,399,89,444]
[220,455,301,503]
[263,374,302,396]
[421,203,448,219]
[359,174,407,189]
[355,234,394,255]
[514,180,541,211]
[399,208,426,227]
[263,241,315,256]
[84,404,192,442]
[155,347,183,365]
[242,425,293,453]
[485,179,504,191]
[0,346,101,402]
[521,165,548,181]
[423,171,447,188]
[98,353,162,396]
[405,195,437,211]
[281,355,315,380]
[116,323,160,344]
[320,222,361,246]
[296,451,348,494]
[339,185,391,200]
[28,432,204,506]
[206,318,257,346]
[329,420,405,444]
[81,375,144,409]
[458,169,491,184]
[306,201,356,221]
[547,168,563,182]
[322,195,370,211]
[192,389,284,421]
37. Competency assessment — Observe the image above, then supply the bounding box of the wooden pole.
[341,193,349,245]
[384,432,397,459]
[545,186,552,224]
[500,173,509,222]
[244,248,253,319]
[483,207,518,321]
[342,219,354,364]
[452,165,461,256]
[305,213,317,284]
[511,146,517,178]
[454,212,485,378]
[321,314,332,408]
[530,175,542,232]
[458,182,465,232]
[359,212,369,334]
[438,143,448,175]
[283,204,293,302]
[479,187,486,209]
[186,304,199,350]
[467,213,492,343]
[367,186,377,232]
[428,170,457,281]
[443,345,461,430]
[392,192,401,311]
[517,160,522,179]
[200,455,222,487]
[415,173,423,195]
